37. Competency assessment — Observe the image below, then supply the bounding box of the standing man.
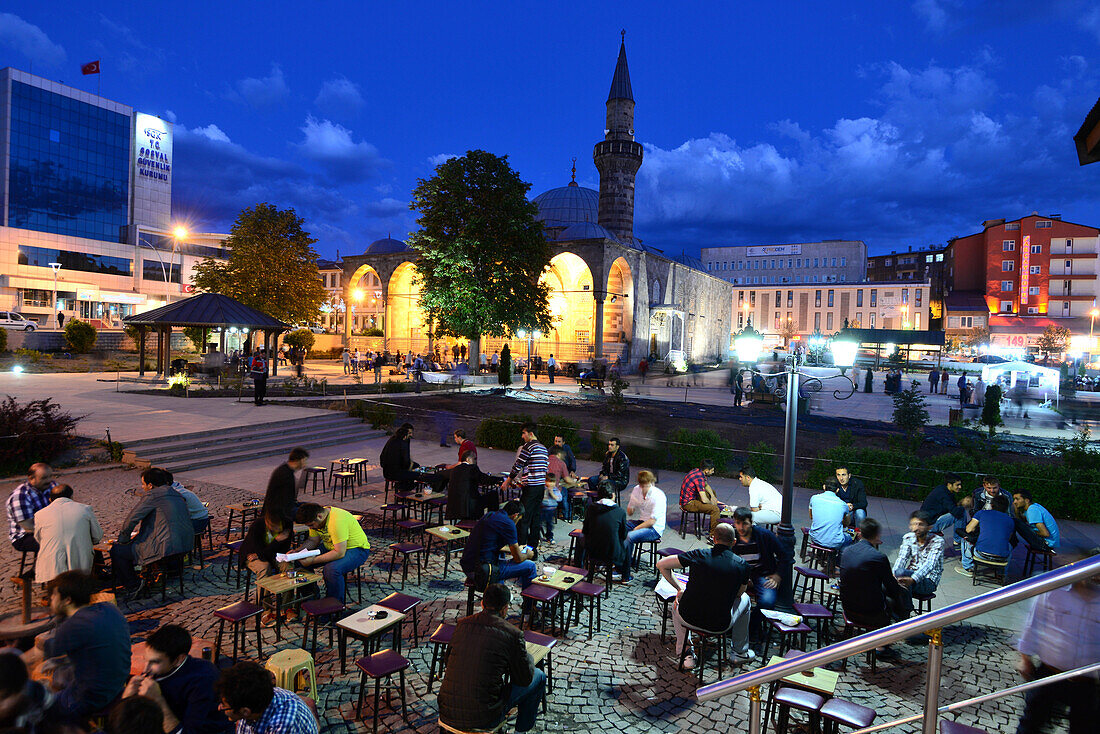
[892,511,945,596]
[292,503,370,605]
[438,583,545,734]
[341,348,351,375]
[263,448,308,526]
[33,483,102,585]
[679,460,721,544]
[214,662,317,734]
[657,523,755,670]
[503,423,548,552]
[738,465,782,526]
[1012,490,1060,551]
[939,368,949,394]
[929,367,939,394]
[547,353,556,384]
[553,434,577,476]
[584,437,630,504]
[111,468,194,596]
[490,350,499,373]
[919,473,971,545]
[729,506,790,645]
[834,466,867,527]
[621,470,666,582]
[1014,549,1100,734]
[452,430,477,465]
[838,519,912,630]
[6,462,54,555]
[248,349,267,406]
[639,357,648,384]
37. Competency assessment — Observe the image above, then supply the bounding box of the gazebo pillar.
[164,325,172,376]
[155,328,164,375]
[269,331,278,376]
[138,327,147,377]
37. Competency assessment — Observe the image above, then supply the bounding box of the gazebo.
[123,293,289,377]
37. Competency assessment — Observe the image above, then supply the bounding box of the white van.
[0,312,37,331]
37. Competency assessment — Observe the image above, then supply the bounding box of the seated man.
[214,661,317,734]
[109,696,165,734]
[738,465,782,526]
[438,583,545,734]
[124,623,231,734]
[808,482,852,550]
[839,518,912,629]
[834,466,868,527]
[33,483,103,585]
[292,503,370,604]
[728,506,791,643]
[892,511,945,596]
[621,470,666,582]
[584,437,630,503]
[39,570,131,718]
[657,522,754,670]
[919,473,971,544]
[971,476,1012,515]
[442,450,492,522]
[1012,490,1060,551]
[170,477,212,536]
[240,507,293,626]
[0,651,56,731]
[380,424,419,490]
[6,462,55,555]
[679,459,722,544]
[958,494,1016,577]
[548,446,581,522]
[459,500,537,593]
[582,484,628,580]
[111,467,195,596]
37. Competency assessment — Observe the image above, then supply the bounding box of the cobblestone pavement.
[0,466,1070,733]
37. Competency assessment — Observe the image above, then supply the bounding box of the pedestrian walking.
[547,353,556,383]
[249,349,268,406]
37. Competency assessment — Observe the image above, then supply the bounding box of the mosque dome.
[532,183,599,228]
[558,221,618,242]
[365,237,409,255]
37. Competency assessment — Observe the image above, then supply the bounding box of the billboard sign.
[1020,235,1030,305]
[746,245,802,257]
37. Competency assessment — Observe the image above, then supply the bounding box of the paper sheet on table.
[276,549,321,563]
[654,572,690,600]
[760,608,803,626]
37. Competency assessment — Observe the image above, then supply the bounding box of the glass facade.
[142,260,180,283]
[7,81,130,242]
[18,244,131,276]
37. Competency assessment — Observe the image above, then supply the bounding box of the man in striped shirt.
[504,423,549,553]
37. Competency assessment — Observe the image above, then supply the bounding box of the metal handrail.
[697,553,1100,703]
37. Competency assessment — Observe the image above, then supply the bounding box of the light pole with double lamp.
[49,262,61,329]
[734,320,859,610]
[516,329,542,390]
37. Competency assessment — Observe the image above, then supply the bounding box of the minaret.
[593,31,643,244]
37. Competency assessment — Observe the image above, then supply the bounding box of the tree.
[780,319,798,348]
[63,319,97,353]
[892,385,930,450]
[1036,324,1070,360]
[981,384,1004,435]
[283,328,316,352]
[192,203,326,325]
[408,150,552,371]
[965,326,990,349]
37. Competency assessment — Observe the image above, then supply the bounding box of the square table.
[337,604,407,674]
[765,655,840,697]
[224,502,262,540]
[524,630,558,697]
[533,569,583,635]
[424,525,470,579]
[256,571,322,641]
[405,490,446,523]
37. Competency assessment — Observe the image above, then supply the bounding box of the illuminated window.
[1001,281,1014,291]
[1028,307,1039,314]
[1029,266,1040,274]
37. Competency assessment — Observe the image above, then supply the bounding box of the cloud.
[94,15,166,76]
[911,0,948,34]
[230,64,289,107]
[0,13,66,67]
[428,153,459,167]
[633,58,1100,253]
[1081,6,1100,43]
[295,116,385,182]
[364,198,408,217]
[314,76,364,117]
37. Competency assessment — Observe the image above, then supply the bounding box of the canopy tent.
[123,293,289,376]
[980,360,1061,404]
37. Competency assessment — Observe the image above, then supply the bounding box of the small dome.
[558,222,618,242]
[365,237,409,255]
[532,184,599,228]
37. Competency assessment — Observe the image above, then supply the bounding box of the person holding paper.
[240,508,293,627]
[292,503,370,604]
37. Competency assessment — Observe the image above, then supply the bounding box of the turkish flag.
[81,60,100,75]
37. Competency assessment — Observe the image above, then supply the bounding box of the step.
[135,420,368,465]
[122,413,355,453]
[161,428,388,473]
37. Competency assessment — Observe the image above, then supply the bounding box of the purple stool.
[377,592,422,647]
[395,518,427,543]
[355,649,410,734]
[567,529,584,565]
[821,697,876,733]
[840,612,877,672]
[520,584,562,635]
[213,600,263,665]
[763,618,812,658]
[566,580,604,639]
[378,504,406,537]
[794,565,830,605]
[772,686,825,734]
[455,519,477,532]
[940,722,989,734]
[793,602,834,648]
[387,542,424,589]
[300,597,345,657]
[426,623,455,692]
[658,547,684,559]
[523,629,556,711]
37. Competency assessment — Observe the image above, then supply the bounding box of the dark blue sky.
[5,2,1100,258]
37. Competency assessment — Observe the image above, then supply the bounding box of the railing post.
[748,685,762,734]
[922,628,944,734]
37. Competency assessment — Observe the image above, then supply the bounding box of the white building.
[702,240,867,286]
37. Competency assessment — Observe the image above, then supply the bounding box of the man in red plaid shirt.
[679,460,721,543]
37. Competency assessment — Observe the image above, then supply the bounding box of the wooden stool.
[677,619,733,684]
[330,458,349,475]
[913,593,936,615]
[427,623,455,692]
[566,580,604,639]
[387,543,424,589]
[519,584,561,635]
[347,458,368,485]
[190,532,207,569]
[213,601,263,665]
[143,553,186,602]
[773,686,825,734]
[763,617,812,658]
[377,592,422,648]
[793,566,830,605]
[821,697,876,733]
[355,649,410,734]
[331,471,356,501]
[395,518,427,543]
[840,613,876,672]
[1022,546,1055,577]
[586,556,615,597]
[303,467,327,495]
[807,543,839,576]
[300,597,345,656]
[265,647,318,701]
[799,527,810,561]
[378,504,406,537]
[792,602,833,648]
[972,555,1009,586]
[464,577,482,616]
[426,497,447,525]
[631,537,659,572]
[679,508,707,539]
[384,479,397,503]
[224,540,245,585]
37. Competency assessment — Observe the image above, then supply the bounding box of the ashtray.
[562,576,576,583]
[450,529,462,534]
[536,575,550,582]
[365,610,389,620]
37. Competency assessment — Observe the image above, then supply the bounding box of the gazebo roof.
[123,293,289,330]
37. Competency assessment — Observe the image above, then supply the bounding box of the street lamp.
[48,262,61,329]
[516,329,542,390]
[171,226,188,300]
[735,325,858,612]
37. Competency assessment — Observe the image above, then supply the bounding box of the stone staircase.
[121,413,384,473]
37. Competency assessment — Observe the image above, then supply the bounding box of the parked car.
[974,354,1008,364]
[0,312,36,331]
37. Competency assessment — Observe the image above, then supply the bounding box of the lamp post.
[172,226,188,300]
[49,262,61,329]
[735,324,858,611]
[517,329,541,390]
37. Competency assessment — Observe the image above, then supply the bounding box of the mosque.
[339,38,734,368]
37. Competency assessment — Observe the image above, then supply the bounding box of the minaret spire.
[594,33,643,244]
[608,31,634,102]
[569,157,577,186]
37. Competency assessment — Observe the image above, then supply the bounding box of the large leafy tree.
[1036,324,1070,360]
[408,150,552,370]
[192,203,326,325]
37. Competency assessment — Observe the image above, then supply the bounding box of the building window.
[841,257,846,266]
[856,289,863,307]
[787,291,793,308]
[901,288,909,304]
[814,258,820,267]
[750,291,756,306]
[1065,260,1072,271]
[831,258,837,267]
[916,290,922,307]
[1002,281,1014,291]
[18,245,132,277]
[1002,240,1016,251]
[1005,222,1020,230]
[870,289,877,307]
[936,253,944,262]
[1028,286,1040,295]
[815,290,821,307]
[827,290,834,307]
[797,259,802,268]
[1030,244,1041,254]
[914,313,920,329]
[1066,239,1073,252]
[869,313,876,328]
[738,290,744,305]
[1001,300,1013,312]
[775,290,781,307]
[884,258,892,266]
[1036,220,1052,228]
[855,312,862,326]
[786,311,793,326]
[142,261,181,283]
[814,312,821,330]
[826,313,834,330]
[1029,266,1041,274]
[1002,261,1014,271]
[1028,306,1039,314]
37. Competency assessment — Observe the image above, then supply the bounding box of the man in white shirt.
[171,480,211,535]
[33,484,103,584]
[621,470,666,582]
[547,353,557,384]
[738,466,782,526]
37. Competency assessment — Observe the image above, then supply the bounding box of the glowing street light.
[49,262,61,329]
[734,318,764,364]
[517,329,542,390]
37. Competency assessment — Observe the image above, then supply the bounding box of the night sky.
[5,2,1100,259]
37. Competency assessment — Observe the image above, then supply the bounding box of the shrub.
[981,384,1003,435]
[14,348,42,363]
[63,319,97,353]
[475,413,533,452]
[536,415,579,448]
[182,326,207,352]
[284,328,316,352]
[744,441,778,483]
[362,327,384,337]
[381,380,407,393]
[0,328,6,352]
[667,428,735,473]
[0,396,82,475]
[349,400,396,429]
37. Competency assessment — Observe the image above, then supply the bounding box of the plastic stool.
[265,647,318,702]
